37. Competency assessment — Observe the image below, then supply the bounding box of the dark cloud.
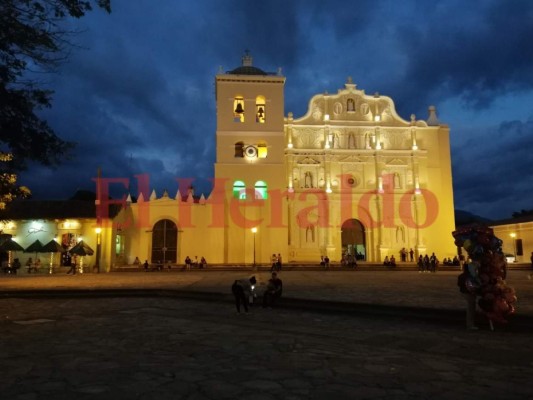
[15,0,533,221]
[452,118,533,219]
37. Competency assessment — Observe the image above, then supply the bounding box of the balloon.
[452,226,517,325]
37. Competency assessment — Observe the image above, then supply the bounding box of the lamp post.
[510,232,517,263]
[251,227,257,270]
[95,227,102,273]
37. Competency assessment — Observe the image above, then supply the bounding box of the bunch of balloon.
[452,226,517,329]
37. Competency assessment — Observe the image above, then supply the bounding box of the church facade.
[111,53,457,267]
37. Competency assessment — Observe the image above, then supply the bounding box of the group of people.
[399,248,415,262]
[442,256,461,266]
[270,253,282,272]
[25,257,42,273]
[231,271,283,313]
[2,258,21,274]
[383,255,397,267]
[185,256,207,270]
[340,252,357,268]
[417,253,440,273]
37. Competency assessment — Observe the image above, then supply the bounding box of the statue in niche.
[394,173,401,189]
[347,132,356,149]
[306,225,315,243]
[365,133,371,149]
[332,132,340,149]
[360,103,369,115]
[347,98,355,112]
[304,171,313,188]
[396,226,405,244]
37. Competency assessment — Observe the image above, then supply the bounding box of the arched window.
[233,180,246,199]
[256,95,265,123]
[151,219,177,264]
[254,180,268,199]
[233,96,244,122]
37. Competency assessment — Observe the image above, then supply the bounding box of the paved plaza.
[1,270,533,399]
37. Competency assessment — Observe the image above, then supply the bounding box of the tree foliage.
[0,152,30,210]
[0,0,111,172]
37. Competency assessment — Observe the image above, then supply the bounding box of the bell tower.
[214,52,287,264]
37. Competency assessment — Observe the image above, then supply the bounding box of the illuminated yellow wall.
[113,60,457,266]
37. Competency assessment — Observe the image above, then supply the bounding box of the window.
[256,95,265,123]
[257,141,267,158]
[233,180,246,199]
[234,142,244,157]
[254,180,268,199]
[233,96,244,122]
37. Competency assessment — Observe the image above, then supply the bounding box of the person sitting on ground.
[185,256,192,270]
[231,276,257,314]
[200,257,207,268]
[133,257,141,265]
[383,256,390,266]
[389,255,396,267]
[263,272,283,308]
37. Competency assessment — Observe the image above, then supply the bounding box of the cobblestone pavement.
[1,270,533,399]
[1,269,532,316]
[1,296,533,400]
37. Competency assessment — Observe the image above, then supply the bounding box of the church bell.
[234,103,244,114]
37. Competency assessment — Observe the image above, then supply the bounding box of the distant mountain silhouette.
[455,209,493,227]
[69,190,97,201]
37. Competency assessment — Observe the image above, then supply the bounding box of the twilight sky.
[18,0,533,220]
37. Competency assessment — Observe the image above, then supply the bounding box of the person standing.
[457,265,479,330]
[409,248,414,262]
[231,276,257,314]
[66,257,77,275]
[276,253,283,271]
[271,254,277,272]
[417,255,424,273]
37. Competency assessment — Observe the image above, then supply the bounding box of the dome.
[228,65,268,75]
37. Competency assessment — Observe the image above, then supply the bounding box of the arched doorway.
[341,219,366,260]
[151,219,177,264]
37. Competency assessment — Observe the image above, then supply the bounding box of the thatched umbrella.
[42,239,66,274]
[69,240,94,274]
[0,238,24,252]
[24,239,44,272]
[0,238,24,269]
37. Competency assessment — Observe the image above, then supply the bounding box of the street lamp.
[251,227,258,270]
[95,227,102,273]
[510,232,517,263]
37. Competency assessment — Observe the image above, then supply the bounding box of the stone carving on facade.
[333,102,343,116]
[381,130,410,150]
[293,128,322,149]
[312,103,323,121]
[338,155,365,164]
[297,156,321,165]
[359,103,370,115]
